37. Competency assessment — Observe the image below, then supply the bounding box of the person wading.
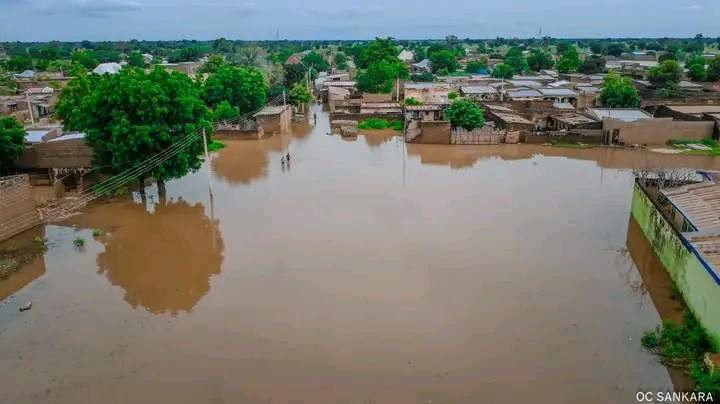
[286,152,291,162]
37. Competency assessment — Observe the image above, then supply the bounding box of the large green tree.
[556,47,582,73]
[6,56,33,71]
[283,63,307,87]
[525,49,554,71]
[491,63,514,79]
[78,67,213,193]
[55,73,103,131]
[203,66,267,114]
[127,51,147,68]
[0,117,26,176]
[356,60,397,94]
[444,99,485,130]
[429,50,460,73]
[504,48,530,74]
[600,71,641,108]
[648,60,682,88]
[301,51,330,72]
[363,37,400,67]
[465,60,488,73]
[199,54,228,74]
[289,82,312,105]
[708,56,720,82]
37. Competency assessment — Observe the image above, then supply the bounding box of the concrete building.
[254,105,292,135]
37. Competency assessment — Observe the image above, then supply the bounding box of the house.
[13,70,35,79]
[253,105,292,135]
[701,113,720,139]
[650,105,720,121]
[285,55,302,65]
[459,86,499,102]
[505,89,543,101]
[537,88,580,107]
[93,63,122,75]
[630,175,720,347]
[405,105,444,121]
[546,112,601,131]
[20,131,93,170]
[679,81,705,93]
[482,104,535,133]
[586,108,654,122]
[508,80,543,89]
[0,87,57,121]
[548,80,571,88]
[398,50,414,64]
[410,59,430,74]
[404,83,454,104]
[142,54,154,64]
[160,62,201,75]
[512,75,556,84]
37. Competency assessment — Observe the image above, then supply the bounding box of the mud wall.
[631,182,720,349]
[524,131,606,144]
[604,118,714,145]
[31,139,93,168]
[414,121,451,144]
[0,175,39,243]
[330,113,403,122]
[214,129,262,141]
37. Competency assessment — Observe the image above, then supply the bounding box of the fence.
[0,175,39,243]
[451,128,507,145]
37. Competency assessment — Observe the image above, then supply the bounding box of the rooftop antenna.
[539,26,543,39]
[276,29,279,41]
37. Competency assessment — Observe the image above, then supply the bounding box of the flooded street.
[2,106,719,403]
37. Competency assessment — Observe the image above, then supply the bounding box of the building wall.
[330,112,404,122]
[412,121,451,144]
[524,131,605,144]
[362,93,393,103]
[603,118,714,145]
[19,139,94,169]
[631,182,720,349]
[256,106,291,134]
[0,174,39,243]
[214,128,262,141]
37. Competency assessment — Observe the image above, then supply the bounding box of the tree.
[203,66,267,114]
[78,67,212,193]
[590,42,605,55]
[504,48,530,74]
[577,55,606,74]
[199,54,227,74]
[525,49,554,71]
[413,48,427,62]
[707,56,720,82]
[600,70,641,108]
[364,37,401,66]
[429,50,460,73]
[603,43,628,57]
[356,60,396,94]
[127,51,147,68]
[55,74,102,131]
[262,62,286,88]
[444,99,484,130]
[555,41,572,55]
[6,56,33,71]
[232,46,267,70]
[404,97,423,106]
[334,52,347,65]
[212,100,239,121]
[0,117,26,176]
[688,63,707,81]
[491,63,514,79]
[301,51,330,72]
[648,60,682,88]
[556,47,582,73]
[685,54,706,69]
[289,82,312,105]
[283,63,307,87]
[465,60,488,73]
[658,51,678,63]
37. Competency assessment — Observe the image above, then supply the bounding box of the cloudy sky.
[1,0,718,41]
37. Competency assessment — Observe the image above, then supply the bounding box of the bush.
[404,97,423,106]
[357,119,390,130]
[390,120,403,131]
[448,92,458,100]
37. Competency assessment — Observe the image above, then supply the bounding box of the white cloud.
[678,4,701,10]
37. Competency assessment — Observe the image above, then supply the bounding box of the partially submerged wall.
[410,121,451,144]
[0,175,39,243]
[631,182,720,348]
[524,131,606,144]
[604,118,714,145]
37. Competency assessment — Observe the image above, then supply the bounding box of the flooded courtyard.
[2,106,720,403]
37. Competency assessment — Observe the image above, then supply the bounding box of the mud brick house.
[546,112,601,131]
[649,105,720,121]
[253,105,292,135]
[459,86,499,102]
[405,105,444,121]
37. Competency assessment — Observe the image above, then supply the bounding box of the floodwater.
[1,106,719,403]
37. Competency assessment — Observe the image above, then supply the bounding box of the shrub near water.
[357,119,404,132]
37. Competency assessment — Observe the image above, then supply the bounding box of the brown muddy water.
[2,107,720,403]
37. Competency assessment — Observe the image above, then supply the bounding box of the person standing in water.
[281,156,285,166]
[286,152,291,162]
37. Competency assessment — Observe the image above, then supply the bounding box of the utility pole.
[282,90,290,129]
[500,77,505,102]
[202,126,213,195]
[26,91,35,125]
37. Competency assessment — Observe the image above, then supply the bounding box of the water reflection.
[77,196,224,315]
[210,135,291,185]
[363,130,399,148]
[406,144,720,171]
[0,226,47,301]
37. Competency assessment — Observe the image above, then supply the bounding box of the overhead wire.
[0,94,287,239]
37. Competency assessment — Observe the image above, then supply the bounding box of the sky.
[1,0,719,41]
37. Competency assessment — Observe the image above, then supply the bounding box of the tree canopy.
[444,99,485,130]
[283,63,307,87]
[203,66,267,114]
[301,51,330,72]
[127,51,147,68]
[503,48,530,74]
[465,60,488,74]
[0,117,26,176]
[55,73,103,131]
[289,82,312,105]
[525,49,554,71]
[556,47,582,73]
[648,60,682,88]
[429,50,460,73]
[356,60,397,94]
[600,71,641,108]
[77,67,213,188]
[491,63,514,79]
[199,54,227,74]
[578,55,606,74]
[213,101,240,121]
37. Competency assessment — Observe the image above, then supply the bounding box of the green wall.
[631,183,720,349]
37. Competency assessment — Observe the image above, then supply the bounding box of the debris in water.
[19,302,32,312]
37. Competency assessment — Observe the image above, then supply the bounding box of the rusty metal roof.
[684,232,720,280]
[661,181,720,230]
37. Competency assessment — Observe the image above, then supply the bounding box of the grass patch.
[73,237,85,247]
[547,140,601,149]
[670,138,720,156]
[1,241,48,280]
[641,311,720,394]
[357,119,404,132]
[207,140,227,152]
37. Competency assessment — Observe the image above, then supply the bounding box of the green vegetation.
[207,141,227,152]
[548,140,601,149]
[429,50,460,73]
[503,48,530,74]
[212,101,240,121]
[465,60,488,73]
[641,311,720,394]
[403,97,423,106]
[0,117,26,176]
[670,138,720,155]
[289,82,313,106]
[601,70,641,108]
[447,92,458,100]
[525,49,554,72]
[556,47,582,73]
[491,63,514,79]
[357,119,403,131]
[444,99,484,130]
[92,229,102,237]
[73,237,86,247]
[648,60,683,96]
[355,37,409,95]
[203,66,267,113]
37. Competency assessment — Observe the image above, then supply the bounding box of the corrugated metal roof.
[26,130,51,143]
[550,113,597,125]
[482,104,515,112]
[664,105,720,115]
[587,108,653,122]
[509,80,542,88]
[685,232,720,279]
[548,80,571,88]
[48,133,85,142]
[460,86,497,94]
[405,83,453,90]
[576,85,601,93]
[254,106,287,116]
[405,105,442,111]
[323,81,356,87]
[506,89,543,98]
[538,88,579,97]
[661,181,720,230]
[492,112,533,125]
